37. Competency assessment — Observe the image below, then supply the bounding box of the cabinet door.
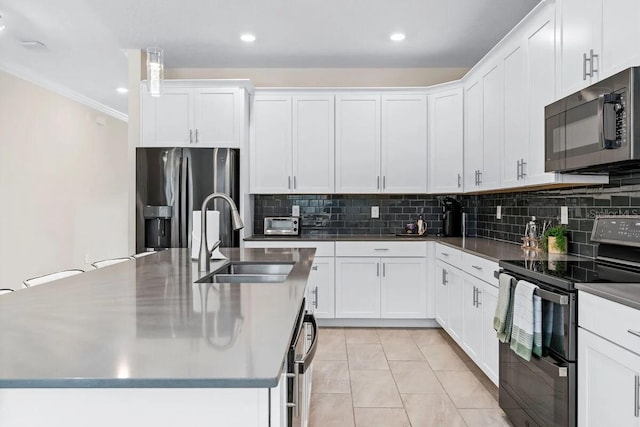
[560,0,597,95]
[503,45,528,187]
[435,262,449,328]
[526,10,557,185]
[292,95,335,193]
[482,64,503,190]
[194,89,238,147]
[381,95,428,193]
[597,0,640,80]
[463,80,483,192]
[461,274,483,362]
[428,88,464,193]
[446,266,463,344]
[250,96,292,193]
[142,87,193,147]
[380,258,427,319]
[308,257,335,319]
[335,257,380,318]
[579,328,640,427]
[335,95,381,193]
[481,283,499,385]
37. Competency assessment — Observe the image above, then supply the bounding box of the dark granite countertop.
[245,234,581,262]
[576,283,640,311]
[0,248,314,389]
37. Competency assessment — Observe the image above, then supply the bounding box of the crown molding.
[0,61,128,122]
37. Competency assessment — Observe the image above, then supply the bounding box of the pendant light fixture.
[146,47,164,97]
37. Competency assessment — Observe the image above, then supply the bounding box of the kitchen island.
[0,248,315,426]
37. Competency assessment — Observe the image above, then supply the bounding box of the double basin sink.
[197,261,294,284]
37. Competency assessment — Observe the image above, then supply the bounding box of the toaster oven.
[264,217,300,236]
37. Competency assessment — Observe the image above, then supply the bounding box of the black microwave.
[545,67,640,173]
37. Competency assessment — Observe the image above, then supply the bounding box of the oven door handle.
[494,270,569,305]
[296,313,318,374]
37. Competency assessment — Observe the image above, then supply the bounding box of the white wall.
[0,69,129,289]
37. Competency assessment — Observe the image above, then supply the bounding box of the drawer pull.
[629,330,640,339]
[311,266,318,271]
[374,248,389,251]
[472,265,483,270]
[441,252,450,256]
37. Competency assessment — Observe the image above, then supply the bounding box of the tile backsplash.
[253,170,640,258]
[253,194,447,236]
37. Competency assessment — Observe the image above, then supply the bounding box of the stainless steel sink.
[196,262,294,284]
[227,262,294,275]
[206,274,289,283]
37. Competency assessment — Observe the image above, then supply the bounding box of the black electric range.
[498,216,640,427]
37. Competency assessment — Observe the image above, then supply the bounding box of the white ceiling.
[0,0,541,117]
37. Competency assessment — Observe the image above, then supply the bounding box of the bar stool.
[132,252,155,258]
[91,257,132,269]
[23,270,84,288]
[0,289,14,296]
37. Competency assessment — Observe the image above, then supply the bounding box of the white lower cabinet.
[435,243,499,385]
[578,291,640,426]
[335,257,381,318]
[306,257,335,318]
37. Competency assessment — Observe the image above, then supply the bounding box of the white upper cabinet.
[560,0,640,96]
[251,94,335,194]
[463,80,483,192]
[335,95,381,193]
[141,83,243,148]
[292,95,335,193]
[250,96,293,193]
[429,87,464,193]
[502,44,528,187]
[481,64,503,191]
[336,94,427,193]
[381,95,428,193]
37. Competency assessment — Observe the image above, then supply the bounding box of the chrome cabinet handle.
[472,286,477,307]
[477,170,482,185]
[521,159,527,178]
[195,128,199,143]
[383,176,386,189]
[189,129,193,144]
[442,269,448,285]
[311,266,318,271]
[628,330,640,339]
[374,248,389,251]
[377,263,380,277]
[590,49,598,76]
[476,288,482,306]
[472,265,482,271]
[313,286,318,309]
[286,372,297,411]
[516,160,521,180]
[635,375,640,417]
[441,252,449,257]
[288,176,291,189]
[383,263,386,277]
[377,176,380,189]
[457,173,461,188]
[583,52,590,80]
[293,176,296,189]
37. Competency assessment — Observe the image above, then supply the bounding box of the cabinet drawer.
[435,243,462,265]
[461,252,499,286]
[335,241,427,257]
[579,291,640,355]
[244,240,335,257]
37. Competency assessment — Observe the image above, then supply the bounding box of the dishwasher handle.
[296,313,318,374]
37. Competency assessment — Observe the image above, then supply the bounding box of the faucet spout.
[198,193,244,272]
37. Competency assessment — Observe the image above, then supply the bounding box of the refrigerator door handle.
[179,154,189,248]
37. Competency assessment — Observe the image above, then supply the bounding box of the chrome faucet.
[198,193,244,272]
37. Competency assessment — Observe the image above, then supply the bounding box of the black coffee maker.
[442,197,462,237]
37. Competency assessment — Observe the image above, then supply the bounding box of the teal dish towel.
[510,280,539,361]
[494,273,515,343]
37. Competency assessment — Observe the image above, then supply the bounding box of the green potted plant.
[542,225,568,254]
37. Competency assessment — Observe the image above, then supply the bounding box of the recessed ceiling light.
[390,33,406,42]
[116,87,128,94]
[240,33,256,43]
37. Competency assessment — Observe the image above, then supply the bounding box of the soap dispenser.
[417,215,426,236]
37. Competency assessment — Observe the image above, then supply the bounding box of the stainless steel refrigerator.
[136,147,240,253]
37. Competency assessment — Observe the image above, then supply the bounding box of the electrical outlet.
[291,205,300,217]
[496,205,502,220]
[371,206,380,219]
[561,206,569,224]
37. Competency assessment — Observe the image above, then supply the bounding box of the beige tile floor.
[309,327,513,427]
